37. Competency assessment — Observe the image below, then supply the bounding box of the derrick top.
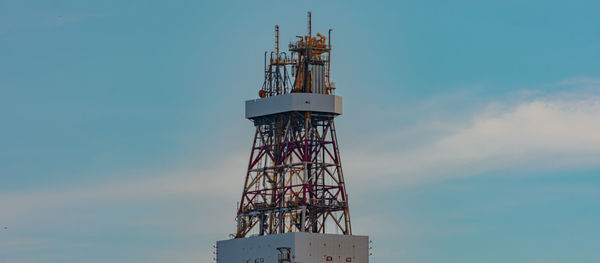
[259,12,335,98]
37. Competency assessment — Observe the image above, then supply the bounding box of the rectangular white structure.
[245,93,343,119]
[217,232,368,263]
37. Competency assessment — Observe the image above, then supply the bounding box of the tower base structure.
[217,233,369,263]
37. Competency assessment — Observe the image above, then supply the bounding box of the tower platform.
[245,93,343,119]
[217,232,369,263]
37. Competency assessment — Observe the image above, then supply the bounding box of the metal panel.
[293,233,369,263]
[245,94,342,119]
[217,233,368,263]
[217,233,296,263]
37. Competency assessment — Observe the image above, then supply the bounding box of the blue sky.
[1,0,600,262]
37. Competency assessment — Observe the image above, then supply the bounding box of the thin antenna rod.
[308,12,311,37]
[275,25,279,62]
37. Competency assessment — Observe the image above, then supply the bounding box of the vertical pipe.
[259,212,265,235]
[304,11,311,93]
[275,25,280,95]
[327,29,332,93]
[300,205,306,232]
[328,29,332,49]
[327,28,333,87]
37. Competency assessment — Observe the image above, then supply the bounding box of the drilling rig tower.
[216,12,369,263]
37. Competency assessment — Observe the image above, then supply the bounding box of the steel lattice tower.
[235,12,351,238]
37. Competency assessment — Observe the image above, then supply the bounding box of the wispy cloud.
[0,152,247,228]
[346,77,600,188]
[0,152,247,262]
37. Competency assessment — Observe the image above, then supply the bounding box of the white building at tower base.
[216,232,369,263]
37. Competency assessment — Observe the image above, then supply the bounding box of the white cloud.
[0,151,247,234]
[345,80,600,188]
[0,152,247,262]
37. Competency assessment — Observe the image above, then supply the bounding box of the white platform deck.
[217,232,368,263]
[245,93,343,119]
